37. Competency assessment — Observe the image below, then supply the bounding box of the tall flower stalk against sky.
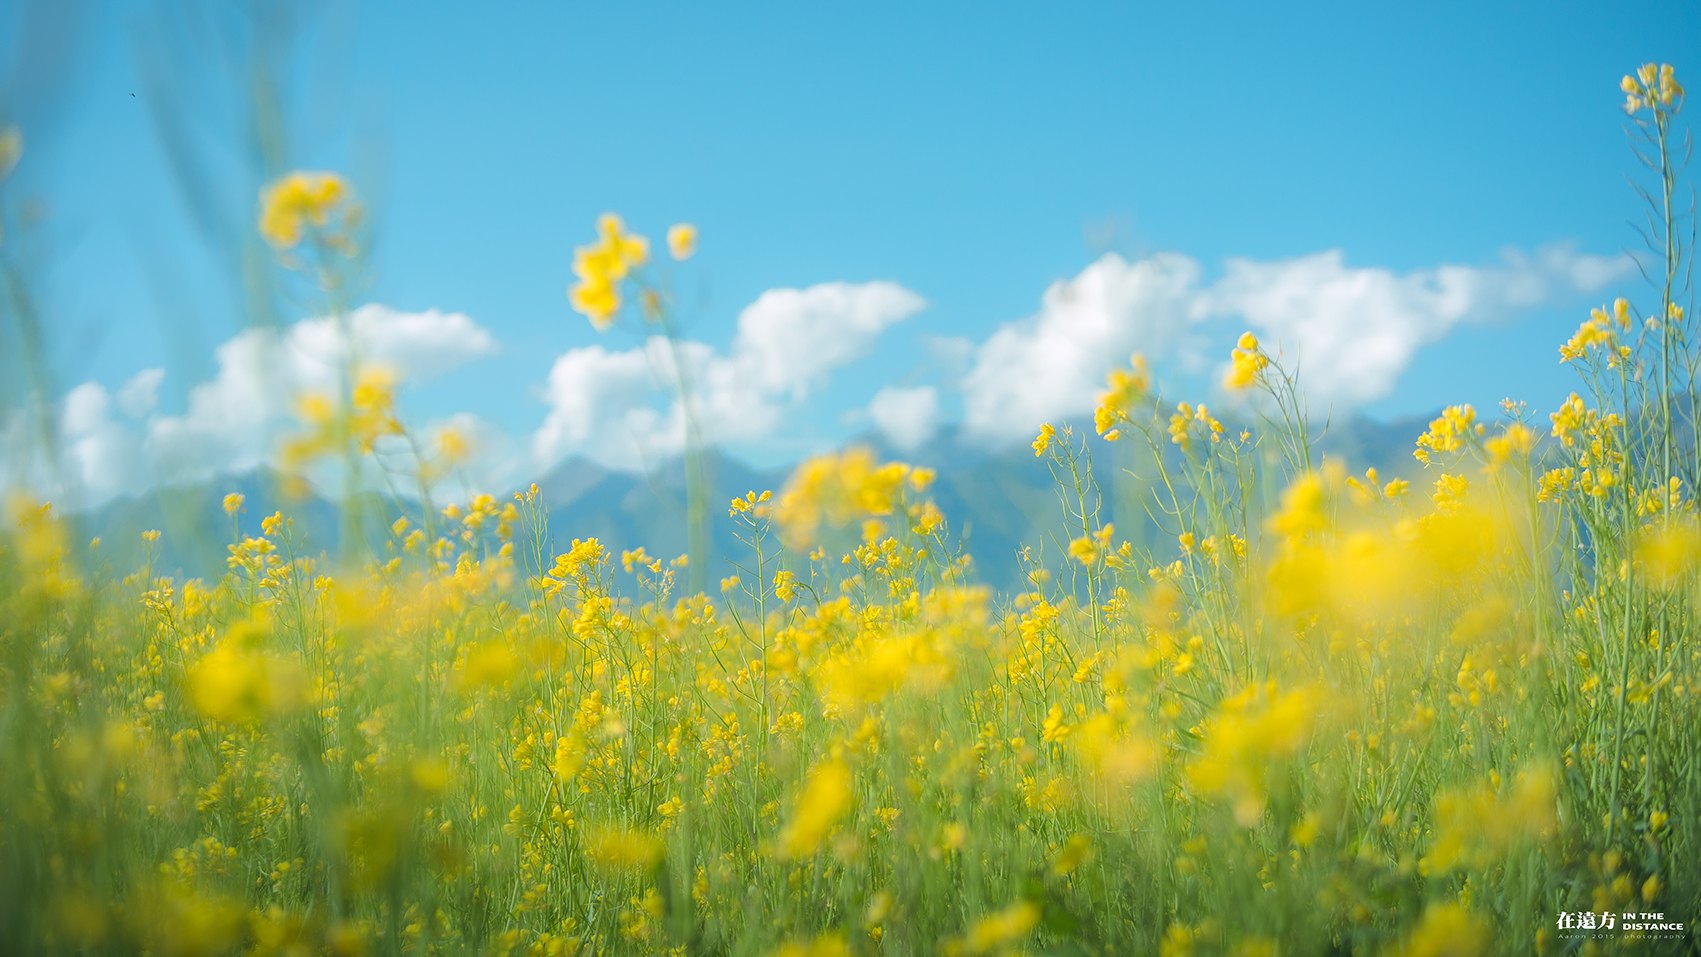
[1521,64,1695,849]
[569,214,710,589]
[1620,65,1691,491]
[1616,62,1687,840]
[259,170,372,558]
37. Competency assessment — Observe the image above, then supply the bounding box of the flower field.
[0,65,1697,957]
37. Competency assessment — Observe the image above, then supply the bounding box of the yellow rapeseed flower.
[569,214,651,329]
[1636,519,1700,588]
[583,828,663,874]
[944,901,1040,957]
[1186,683,1317,826]
[553,729,588,783]
[771,934,850,957]
[1033,423,1056,457]
[550,538,606,580]
[597,213,649,269]
[1267,474,1325,541]
[1050,834,1093,875]
[776,760,853,858]
[1223,332,1268,390]
[1483,423,1536,464]
[667,222,697,261]
[1413,405,1476,463]
[460,641,518,690]
[1622,63,1684,113]
[187,643,305,724]
[1424,762,1556,871]
[1095,355,1150,435]
[774,448,912,547]
[1041,703,1072,743]
[410,758,452,794]
[570,268,620,329]
[258,171,351,248]
[1385,904,1487,957]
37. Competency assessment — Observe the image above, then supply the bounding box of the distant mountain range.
[77,411,1437,593]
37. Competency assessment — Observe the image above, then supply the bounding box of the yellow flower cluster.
[1222,331,1267,390]
[1185,683,1316,826]
[775,760,852,858]
[1385,904,1488,957]
[1483,422,1536,465]
[1559,298,1632,364]
[1548,392,1595,446]
[1412,404,1479,463]
[1636,518,1701,587]
[1423,763,1557,872]
[1344,466,1407,503]
[772,447,928,547]
[258,171,353,249]
[584,828,663,874]
[1093,354,1150,439]
[281,364,406,468]
[185,613,306,723]
[1167,402,1223,451]
[666,222,697,261]
[1266,473,1325,540]
[1067,523,1117,566]
[1033,422,1056,456]
[568,214,650,329]
[943,901,1040,957]
[1622,62,1684,114]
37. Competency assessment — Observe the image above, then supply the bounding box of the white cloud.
[532,341,686,473]
[350,305,499,380]
[959,253,1204,444]
[958,244,1632,443]
[1202,244,1633,409]
[144,304,497,487]
[115,368,164,420]
[22,244,1634,504]
[868,385,941,451]
[277,304,499,389]
[63,380,114,437]
[31,304,499,507]
[533,281,926,471]
[734,282,927,399]
[61,379,143,505]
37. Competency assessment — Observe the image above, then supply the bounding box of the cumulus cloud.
[115,368,165,420]
[36,304,499,507]
[533,281,925,471]
[532,341,686,473]
[1202,245,1631,409]
[959,253,1206,444]
[868,385,942,451]
[145,304,497,485]
[23,244,1633,502]
[61,374,152,505]
[958,244,1631,444]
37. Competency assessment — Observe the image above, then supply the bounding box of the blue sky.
[7,0,1698,500]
